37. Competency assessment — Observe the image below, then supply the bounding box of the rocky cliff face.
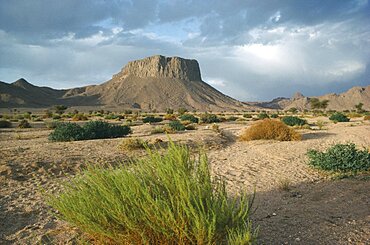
[113,55,202,81]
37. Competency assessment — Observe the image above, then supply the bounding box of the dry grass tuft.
[240,119,301,141]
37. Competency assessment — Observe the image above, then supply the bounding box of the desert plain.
[0,114,369,244]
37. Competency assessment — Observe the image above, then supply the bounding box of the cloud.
[0,0,369,101]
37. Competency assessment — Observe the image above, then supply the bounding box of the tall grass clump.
[49,121,131,142]
[240,119,301,141]
[281,116,307,126]
[47,143,257,244]
[307,143,370,173]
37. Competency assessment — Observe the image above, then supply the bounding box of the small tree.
[355,102,364,113]
[288,107,298,114]
[310,98,329,110]
[54,105,68,114]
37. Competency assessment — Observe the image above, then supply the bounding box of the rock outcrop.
[113,55,202,81]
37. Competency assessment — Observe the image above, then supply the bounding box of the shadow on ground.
[251,177,370,244]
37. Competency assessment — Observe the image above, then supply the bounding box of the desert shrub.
[270,114,279,118]
[104,114,124,120]
[347,112,362,118]
[18,119,31,128]
[210,123,221,133]
[168,120,186,131]
[258,112,269,120]
[364,115,370,120]
[47,143,256,244]
[307,143,370,172]
[52,114,61,120]
[164,114,177,120]
[240,119,301,141]
[166,108,174,114]
[329,112,350,122]
[177,107,188,115]
[0,120,11,128]
[45,121,60,129]
[124,110,133,115]
[200,113,220,123]
[227,116,238,121]
[151,126,165,134]
[83,121,131,140]
[179,114,199,123]
[143,116,163,123]
[281,116,307,126]
[49,121,131,142]
[185,124,196,130]
[49,123,85,141]
[119,138,148,151]
[243,113,252,118]
[72,114,88,121]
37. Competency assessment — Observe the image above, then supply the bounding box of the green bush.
[18,119,31,128]
[47,143,256,244]
[200,113,220,123]
[49,121,131,142]
[48,123,85,141]
[258,112,269,120]
[143,116,163,123]
[83,121,131,140]
[0,120,11,128]
[179,114,199,123]
[307,143,370,172]
[281,116,307,126]
[243,114,252,118]
[169,120,186,131]
[227,116,238,121]
[270,114,279,119]
[329,112,349,122]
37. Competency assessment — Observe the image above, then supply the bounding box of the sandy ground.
[0,119,369,244]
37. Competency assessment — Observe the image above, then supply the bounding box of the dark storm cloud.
[0,0,369,100]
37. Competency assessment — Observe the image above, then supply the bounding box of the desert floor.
[0,118,369,244]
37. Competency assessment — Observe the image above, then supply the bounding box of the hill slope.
[256,86,370,111]
[0,55,247,111]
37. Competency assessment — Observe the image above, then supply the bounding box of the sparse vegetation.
[240,119,301,141]
[329,112,350,122]
[179,114,199,123]
[47,143,256,244]
[119,137,148,151]
[168,120,186,131]
[200,113,220,123]
[143,116,163,123]
[364,115,370,120]
[281,116,307,126]
[0,120,12,128]
[49,121,131,142]
[310,98,329,110]
[72,114,88,121]
[258,112,269,120]
[151,126,166,134]
[307,143,370,173]
[18,119,31,128]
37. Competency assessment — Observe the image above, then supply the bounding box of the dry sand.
[0,119,369,244]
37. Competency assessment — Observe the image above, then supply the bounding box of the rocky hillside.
[0,55,248,111]
[75,55,246,111]
[256,86,370,111]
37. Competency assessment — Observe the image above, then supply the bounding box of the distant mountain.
[0,55,249,111]
[255,86,370,111]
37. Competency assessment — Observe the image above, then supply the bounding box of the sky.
[0,0,369,101]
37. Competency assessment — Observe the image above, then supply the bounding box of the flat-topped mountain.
[0,55,246,111]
